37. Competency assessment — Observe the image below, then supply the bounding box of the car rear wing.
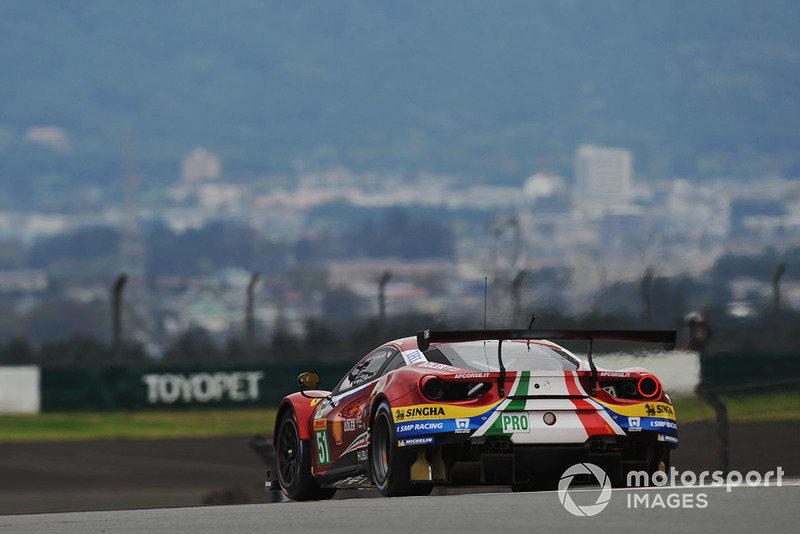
[416,329,676,351]
[416,328,677,397]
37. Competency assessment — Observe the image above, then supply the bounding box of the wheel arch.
[370,393,391,427]
[273,392,328,450]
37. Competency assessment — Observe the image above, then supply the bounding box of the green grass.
[673,393,800,424]
[0,409,277,443]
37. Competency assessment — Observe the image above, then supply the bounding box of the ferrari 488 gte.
[272,328,677,500]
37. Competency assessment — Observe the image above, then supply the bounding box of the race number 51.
[315,430,331,465]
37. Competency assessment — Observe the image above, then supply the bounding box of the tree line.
[1,209,456,278]
[2,304,798,367]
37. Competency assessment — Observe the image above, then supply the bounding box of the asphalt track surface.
[3,420,800,516]
[1,419,799,534]
[2,484,798,534]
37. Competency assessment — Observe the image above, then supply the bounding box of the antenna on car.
[483,276,488,330]
[587,339,598,396]
[527,313,535,349]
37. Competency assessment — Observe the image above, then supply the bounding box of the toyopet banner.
[39,363,351,411]
[30,351,800,412]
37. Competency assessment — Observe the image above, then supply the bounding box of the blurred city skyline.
[1,1,799,355]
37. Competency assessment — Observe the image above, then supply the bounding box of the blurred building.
[181,147,221,183]
[523,173,568,205]
[574,144,633,215]
[171,147,224,204]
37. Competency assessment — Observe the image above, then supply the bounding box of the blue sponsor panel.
[598,404,678,438]
[395,416,477,437]
[612,414,678,437]
[645,418,679,435]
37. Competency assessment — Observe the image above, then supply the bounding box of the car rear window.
[426,340,579,373]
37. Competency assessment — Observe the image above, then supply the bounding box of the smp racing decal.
[393,405,504,437]
[396,418,484,437]
[397,421,446,436]
[624,416,678,433]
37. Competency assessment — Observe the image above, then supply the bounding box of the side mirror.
[298,372,321,390]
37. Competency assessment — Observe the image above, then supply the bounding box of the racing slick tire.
[276,408,336,501]
[370,401,433,497]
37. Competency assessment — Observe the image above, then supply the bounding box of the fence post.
[695,381,729,474]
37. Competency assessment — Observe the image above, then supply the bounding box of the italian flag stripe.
[506,371,529,410]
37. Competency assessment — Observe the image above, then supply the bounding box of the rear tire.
[370,402,432,496]
[276,408,336,501]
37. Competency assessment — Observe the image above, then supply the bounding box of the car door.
[312,347,399,478]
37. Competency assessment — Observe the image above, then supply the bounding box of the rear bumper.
[441,431,674,486]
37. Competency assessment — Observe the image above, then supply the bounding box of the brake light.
[599,375,663,400]
[637,375,661,398]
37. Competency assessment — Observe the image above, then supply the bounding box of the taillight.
[419,375,445,401]
[599,375,663,400]
[637,375,661,398]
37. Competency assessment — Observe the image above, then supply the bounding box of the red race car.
[271,328,677,500]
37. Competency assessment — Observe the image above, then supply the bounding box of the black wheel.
[370,402,432,497]
[276,409,335,501]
